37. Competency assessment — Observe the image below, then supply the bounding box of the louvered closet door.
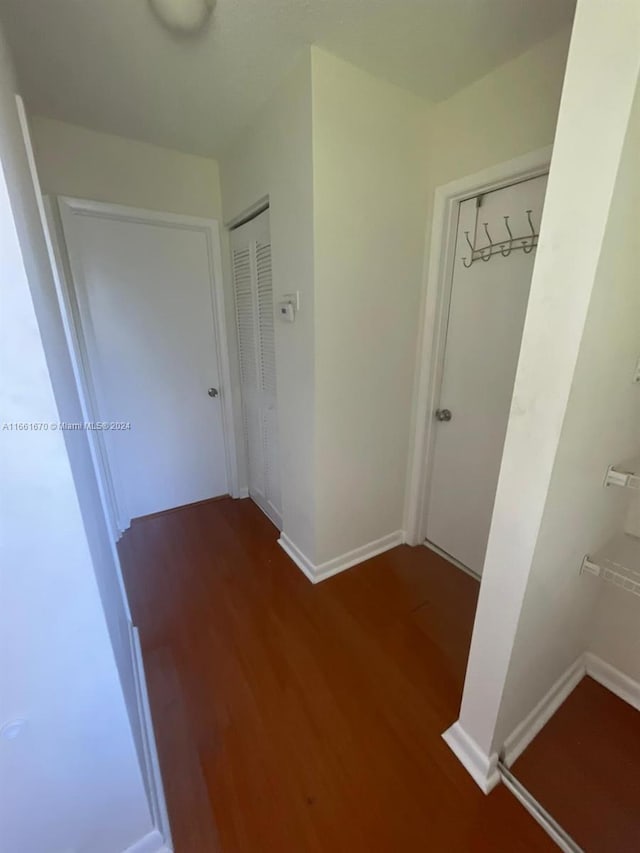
[231,209,281,528]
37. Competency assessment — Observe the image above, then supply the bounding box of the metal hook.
[480,223,492,261]
[462,231,475,267]
[501,216,513,257]
[522,209,536,253]
[464,230,475,253]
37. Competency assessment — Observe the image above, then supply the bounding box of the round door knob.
[208,387,219,398]
[435,408,452,422]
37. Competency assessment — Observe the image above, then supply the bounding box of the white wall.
[219,34,571,571]
[219,54,317,558]
[30,116,224,219]
[454,0,640,761]
[311,48,431,563]
[586,84,640,685]
[429,27,571,188]
[495,76,640,744]
[590,585,640,684]
[221,49,432,567]
[0,23,153,853]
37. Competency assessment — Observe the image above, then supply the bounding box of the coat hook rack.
[461,209,539,267]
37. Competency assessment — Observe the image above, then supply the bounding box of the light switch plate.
[282,291,300,312]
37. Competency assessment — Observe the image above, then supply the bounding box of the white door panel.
[426,175,547,575]
[60,203,229,523]
[231,209,282,528]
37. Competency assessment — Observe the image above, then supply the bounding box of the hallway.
[118,497,552,852]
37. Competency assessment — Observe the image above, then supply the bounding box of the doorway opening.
[47,197,239,535]
[405,149,551,577]
[229,205,282,529]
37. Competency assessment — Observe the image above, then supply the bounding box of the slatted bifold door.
[231,209,281,528]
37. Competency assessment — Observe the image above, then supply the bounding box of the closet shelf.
[604,457,640,490]
[581,533,640,597]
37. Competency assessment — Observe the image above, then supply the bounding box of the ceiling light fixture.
[148,0,216,34]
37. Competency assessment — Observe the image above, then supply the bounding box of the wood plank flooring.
[118,497,554,852]
[513,677,640,852]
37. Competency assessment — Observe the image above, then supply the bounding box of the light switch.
[282,291,300,311]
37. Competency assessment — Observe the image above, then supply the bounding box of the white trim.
[16,99,127,543]
[58,196,222,233]
[122,829,172,853]
[442,722,500,794]
[251,489,283,531]
[44,196,128,536]
[17,102,169,847]
[54,196,241,531]
[278,530,405,584]
[403,147,553,546]
[502,655,586,767]
[278,534,316,582]
[130,625,173,851]
[237,486,250,499]
[225,195,269,230]
[502,653,640,769]
[585,652,640,711]
[203,213,241,501]
[446,652,640,796]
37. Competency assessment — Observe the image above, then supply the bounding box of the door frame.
[49,196,240,535]
[229,205,284,531]
[403,147,552,549]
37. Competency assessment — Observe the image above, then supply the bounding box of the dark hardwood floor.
[513,676,640,852]
[119,497,554,852]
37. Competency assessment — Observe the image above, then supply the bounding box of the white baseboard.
[236,486,249,499]
[442,722,500,793]
[123,829,172,853]
[444,652,640,797]
[585,652,640,711]
[278,534,316,581]
[502,654,586,767]
[130,625,173,852]
[501,652,640,770]
[278,530,405,584]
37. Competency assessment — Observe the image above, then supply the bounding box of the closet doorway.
[52,199,237,534]
[408,158,549,578]
[231,208,282,529]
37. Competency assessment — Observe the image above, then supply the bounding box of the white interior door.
[231,209,281,528]
[58,199,230,527]
[426,174,548,575]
